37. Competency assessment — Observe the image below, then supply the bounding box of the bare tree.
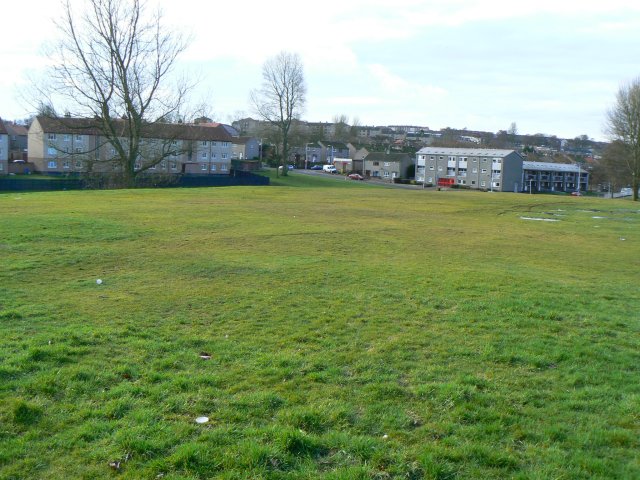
[250,51,306,176]
[592,140,631,193]
[606,77,640,201]
[41,0,192,187]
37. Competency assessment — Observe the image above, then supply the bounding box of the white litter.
[96,279,103,285]
[195,416,209,424]
[520,217,559,222]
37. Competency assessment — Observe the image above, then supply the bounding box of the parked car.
[322,165,338,174]
[571,191,582,196]
[310,165,323,170]
[348,173,364,180]
[288,164,295,170]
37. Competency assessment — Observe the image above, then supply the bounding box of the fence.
[0,172,269,192]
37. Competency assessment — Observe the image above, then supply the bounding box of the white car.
[322,165,338,173]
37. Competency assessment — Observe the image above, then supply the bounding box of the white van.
[322,165,338,174]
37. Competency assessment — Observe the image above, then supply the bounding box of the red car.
[348,173,364,180]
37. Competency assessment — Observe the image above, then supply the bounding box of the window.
[75,147,82,153]
[201,141,208,146]
[170,162,177,170]
[383,162,390,167]
[481,169,487,173]
[135,162,141,169]
[383,171,390,177]
[63,160,70,169]
[149,164,156,170]
[427,177,433,183]
[373,161,379,166]
[212,141,217,146]
[48,133,56,140]
[438,166,443,171]
[201,152,208,159]
[472,158,477,163]
[480,181,486,187]
[63,134,71,142]
[472,168,477,173]
[212,153,217,160]
[471,181,476,185]
[47,147,56,156]
[429,166,434,170]
[48,161,57,168]
[430,156,435,161]
[211,164,217,171]
[222,153,227,159]
[458,179,465,184]
[160,161,167,169]
[201,163,207,171]
[0,163,3,171]
[75,160,82,168]
[221,164,227,171]
[222,142,229,147]
[75,134,82,141]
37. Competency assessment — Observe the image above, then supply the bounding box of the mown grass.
[0,175,638,479]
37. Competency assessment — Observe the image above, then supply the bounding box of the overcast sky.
[2,0,640,140]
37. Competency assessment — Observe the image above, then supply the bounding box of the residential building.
[231,137,260,160]
[416,147,524,192]
[4,122,28,161]
[0,120,8,174]
[28,116,235,175]
[318,141,350,164]
[352,147,369,174]
[363,152,414,181]
[522,161,589,193]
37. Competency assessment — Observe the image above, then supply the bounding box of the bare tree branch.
[606,77,640,200]
[250,51,306,176]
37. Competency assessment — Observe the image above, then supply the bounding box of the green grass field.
[1,174,638,479]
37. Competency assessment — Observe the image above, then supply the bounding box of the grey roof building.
[416,147,524,192]
[522,161,588,193]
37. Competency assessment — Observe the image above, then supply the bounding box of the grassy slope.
[0,176,638,479]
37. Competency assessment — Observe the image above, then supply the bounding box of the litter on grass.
[199,352,212,360]
[195,416,209,424]
[520,217,559,222]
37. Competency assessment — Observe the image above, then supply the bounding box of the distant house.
[318,141,350,164]
[4,122,28,160]
[522,161,588,193]
[0,120,8,174]
[232,137,260,160]
[363,152,414,181]
[28,116,235,175]
[352,147,369,174]
[416,147,524,191]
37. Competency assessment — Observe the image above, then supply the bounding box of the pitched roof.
[523,161,582,173]
[417,147,518,157]
[0,119,9,135]
[364,152,412,162]
[4,123,28,136]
